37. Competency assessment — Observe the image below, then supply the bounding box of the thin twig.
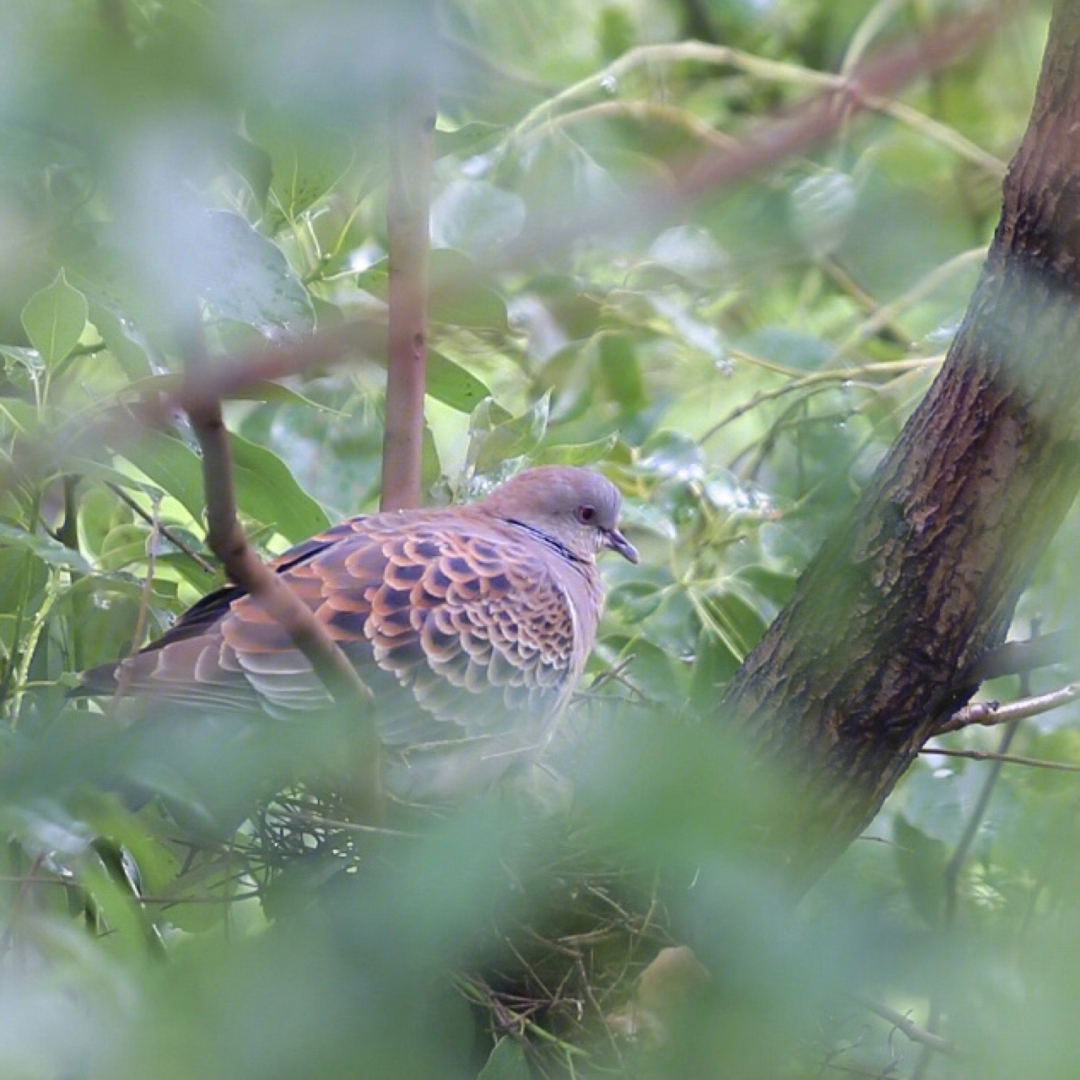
[109,492,162,708]
[852,995,956,1056]
[699,357,939,443]
[105,481,215,572]
[916,627,1040,1079]
[921,746,1080,772]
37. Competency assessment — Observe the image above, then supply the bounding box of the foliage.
[0,1,1076,1078]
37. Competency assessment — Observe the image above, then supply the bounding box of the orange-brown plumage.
[82,466,637,799]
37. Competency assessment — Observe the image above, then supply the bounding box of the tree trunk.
[721,0,1080,878]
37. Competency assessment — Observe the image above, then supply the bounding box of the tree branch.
[936,683,1080,736]
[381,13,436,511]
[964,628,1077,682]
[922,746,1080,772]
[717,0,1080,879]
[178,367,382,817]
[852,995,956,1056]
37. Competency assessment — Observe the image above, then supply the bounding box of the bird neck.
[502,517,591,568]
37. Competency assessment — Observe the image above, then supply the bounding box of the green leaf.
[0,346,45,381]
[535,432,619,465]
[467,393,550,473]
[595,332,646,411]
[246,105,354,225]
[0,546,49,613]
[639,429,705,481]
[117,432,207,523]
[476,1037,530,1080]
[0,398,40,446]
[434,121,502,159]
[231,433,331,542]
[428,350,492,413]
[429,250,509,331]
[893,814,948,927]
[200,210,315,336]
[0,521,92,575]
[737,326,831,371]
[430,179,525,256]
[20,269,88,368]
[97,523,152,572]
[120,430,330,542]
[85,297,156,380]
[695,587,769,666]
[789,170,857,259]
[358,251,509,333]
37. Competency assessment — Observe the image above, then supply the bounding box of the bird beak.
[604,527,639,564]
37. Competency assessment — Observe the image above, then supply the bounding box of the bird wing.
[99,511,582,744]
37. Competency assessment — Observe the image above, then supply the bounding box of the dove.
[81,466,638,802]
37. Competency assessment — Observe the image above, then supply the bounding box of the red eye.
[575,504,597,524]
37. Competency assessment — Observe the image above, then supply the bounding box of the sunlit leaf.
[245,105,355,226]
[117,432,207,523]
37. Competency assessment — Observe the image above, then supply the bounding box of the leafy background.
[0,1,1077,1078]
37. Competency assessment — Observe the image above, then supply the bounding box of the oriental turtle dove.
[82,466,638,800]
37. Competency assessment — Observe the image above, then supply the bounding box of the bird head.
[480,466,639,565]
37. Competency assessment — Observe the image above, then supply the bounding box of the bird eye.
[575,504,597,524]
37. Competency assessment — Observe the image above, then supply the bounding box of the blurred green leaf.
[0,521,91,575]
[20,270,88,369]
[477,1037,530,1080]
[595,332,647,412]
[434,121,502,159]
[245,106,355,225]
[535,432,619,465]
[893,813,949,927]
[430,179,526,255]
[200,211,315,335]
[789,171,857,259]
[86,297,156,381]
[467,392,550,473]
[639,430,705,481]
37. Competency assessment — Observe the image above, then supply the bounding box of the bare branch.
[178,379,382,817]
[158,318,387,415]
[105,481,215,573]
[852,996,956,1056]
[922,747,1080,772]
[964,628,1077,682]
[936,684,1080,736]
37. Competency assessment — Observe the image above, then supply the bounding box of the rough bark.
[721,0,1080,876]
